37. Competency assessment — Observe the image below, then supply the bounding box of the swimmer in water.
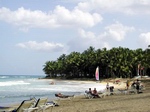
[50,81,55,85]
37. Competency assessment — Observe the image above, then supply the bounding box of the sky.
[0,0,150,76]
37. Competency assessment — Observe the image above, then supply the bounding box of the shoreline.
[39,77,128,89]
[1,78,149,112]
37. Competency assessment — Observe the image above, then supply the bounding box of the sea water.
[0,75,106,106]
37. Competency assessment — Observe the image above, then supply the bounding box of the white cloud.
[78,28,95,39]
[139,32,150,48]
[16,41,64,52]
[103,21,135,41]
[0,7,57,29]
[67,22,135,52]
[0,6,102,30]
[67,29,111,52]
[76,0,150,15]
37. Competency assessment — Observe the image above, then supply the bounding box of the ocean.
[0,75,106,106]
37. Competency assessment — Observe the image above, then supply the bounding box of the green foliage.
[43,46,150,79]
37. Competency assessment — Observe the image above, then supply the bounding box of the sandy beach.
[51,78,150,112]
[1,78,150,112]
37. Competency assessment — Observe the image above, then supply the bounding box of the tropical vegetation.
[43,46,150,79]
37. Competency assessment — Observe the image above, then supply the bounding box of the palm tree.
[43,61,57,78]
[82,46,96,78]
[57,54,67,77]
[43,46,150,79]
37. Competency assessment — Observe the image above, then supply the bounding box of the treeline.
[43,46,150,79]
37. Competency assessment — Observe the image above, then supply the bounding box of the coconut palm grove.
[43,46,150,79]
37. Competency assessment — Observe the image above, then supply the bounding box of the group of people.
[86,84,115,98]
[56,79,142,100]
[106,79,142,94]
[131,79,141,93]
[106,83,114,94]
[86,88,100,98]
[126,79,142,93]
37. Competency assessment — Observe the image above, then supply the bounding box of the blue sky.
[0,0,150,76]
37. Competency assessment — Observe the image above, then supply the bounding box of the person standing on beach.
[126,80,130,90]
[106,82,109,91]
[136,79,140,93]
[131,81,136,89]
